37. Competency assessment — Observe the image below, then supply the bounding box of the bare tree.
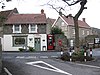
[46,0,87,51]
[0,0,11,9]
[62,0,87,51]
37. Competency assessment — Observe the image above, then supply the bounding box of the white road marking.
[68,62,100,69]
[4,67,12,75]
[51,56,58,58]
[26,56,37,59]
[16,56,25,58]
[3,52,40,54]
[75,63,100,69]
[16,56,37,59]
[40,56,48,58]
[3,56,12,58]
[26,61,72,75]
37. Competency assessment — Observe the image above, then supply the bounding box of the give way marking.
[26,61,72,75]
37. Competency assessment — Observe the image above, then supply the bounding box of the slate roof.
[0,8,18,20]
[0,10,12,19]
[47,17,56,25]
[5,13,47,24]
[61,16,90,28]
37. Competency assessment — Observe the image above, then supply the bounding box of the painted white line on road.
[67,61,100,69]
[3,57,12,58]
[75,63,100,69]
[16,56,37,59]
[16,56,25,58]
[40,56,48,58]
[4,67,12,75]
[26,56,37,59]
[3,52,41,54]
[51,56,58,58]
[26,61,72,75]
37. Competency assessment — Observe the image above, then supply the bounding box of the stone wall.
[54,34,68,51]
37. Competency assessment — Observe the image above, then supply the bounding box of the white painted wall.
[3,34,47,51]
[27,35,34,47]
[40,34,47,51]
[3,35,21,51]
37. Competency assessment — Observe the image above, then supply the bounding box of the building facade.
[52,15,92,47]
[1,9,47,51]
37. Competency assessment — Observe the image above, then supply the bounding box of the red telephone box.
[47,34,55,50]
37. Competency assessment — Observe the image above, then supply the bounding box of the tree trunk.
[73,17,80,52]
[73,0,87,52]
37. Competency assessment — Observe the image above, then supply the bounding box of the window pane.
[61,22,64,26]
[15,25,19,31]
[87,31,89,35]
[13,36,26,46]
[31,25,35,31]
[73,29,75,34]
[82,30,84,35]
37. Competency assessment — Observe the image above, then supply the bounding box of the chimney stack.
[66,14,73,19]
[59,11,62,16]
[68,14,73,17]
[83,18,86,22]
[41,9,44,14]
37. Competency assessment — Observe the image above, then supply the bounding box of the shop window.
[13,36,27,46]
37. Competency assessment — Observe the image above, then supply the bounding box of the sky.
[0,0,100,29]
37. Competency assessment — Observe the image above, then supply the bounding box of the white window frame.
[29,24,37,33]
[87,31,89,35]
[13,24,21,33]
[70,40,74,47]
[82,30,85,35]
[61,22,64,26]
[72,29,75,34]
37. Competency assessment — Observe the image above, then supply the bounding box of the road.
[2,50,100,75]
[2,51,62,59]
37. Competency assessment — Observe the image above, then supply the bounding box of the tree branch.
[62,0,81,6]
[74,0,87,19]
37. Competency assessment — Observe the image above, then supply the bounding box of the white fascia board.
[59,15,69,26]
[52,16,60,27]
[52,15,69,27]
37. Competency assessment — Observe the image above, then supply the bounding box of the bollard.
[84,48,87,62]
[61,51,63,55]
[69,48,72,62]
[90,48,92,57]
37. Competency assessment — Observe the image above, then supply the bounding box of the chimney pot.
[83,18,86,22]
[41,9,44,14]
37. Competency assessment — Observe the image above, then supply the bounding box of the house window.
[87,31,89,35]
[82,30,85,35]
[29,24,37,33]
[13,36,27,47]
[61,22,64,26]
[13,24,21,33]
[72,29,75,34]
[70,40,74,47]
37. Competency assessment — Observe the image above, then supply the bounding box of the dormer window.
[29,24,37,33]
[13,24,21,33]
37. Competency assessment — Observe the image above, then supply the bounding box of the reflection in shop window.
[13,36,27,46]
